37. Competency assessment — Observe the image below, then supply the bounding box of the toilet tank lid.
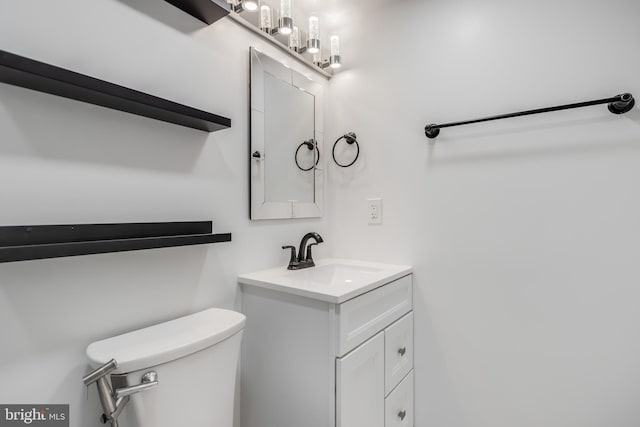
[86,308,246,374]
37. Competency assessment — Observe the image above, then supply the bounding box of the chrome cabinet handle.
[398,346,407,356]
[398,410,407,420]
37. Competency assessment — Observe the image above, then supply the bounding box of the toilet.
[85,308,246,427]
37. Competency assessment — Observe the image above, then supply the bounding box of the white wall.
[0,1,328,425]
[328,1,640,426]
[4,1,640,426]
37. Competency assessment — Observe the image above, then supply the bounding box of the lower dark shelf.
[0,222,231,263]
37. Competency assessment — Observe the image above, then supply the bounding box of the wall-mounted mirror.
[250,47,323,219]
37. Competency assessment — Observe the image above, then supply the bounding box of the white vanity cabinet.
[239,263,413,427]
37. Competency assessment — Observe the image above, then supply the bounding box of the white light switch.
[367,198,382,224]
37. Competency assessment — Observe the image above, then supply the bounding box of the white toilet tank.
[86,308,246,427]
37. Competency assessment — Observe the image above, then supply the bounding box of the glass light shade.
[260,5,271,31]
[243,0,258,11]
[289,26,300,51]
[329,35,341,69]
[308,16,319,39]
[307,16,320,53]
[330,35,340,56]
[280,0,292,18]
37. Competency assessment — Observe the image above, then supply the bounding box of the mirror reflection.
[250,47,323,219]
[264,73,314,202]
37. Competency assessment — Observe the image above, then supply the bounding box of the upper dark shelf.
[0,221,231,263]
[0,50,231,132]
[164,0,230,25]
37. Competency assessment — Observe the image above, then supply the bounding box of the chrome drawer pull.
[398,346,407,356]
[398,410,407,420]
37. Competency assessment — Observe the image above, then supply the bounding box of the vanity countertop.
[238,258,412,303]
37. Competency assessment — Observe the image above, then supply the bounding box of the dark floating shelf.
[164,0,230,25]
[0,50,231,132]
[0,221,231,263]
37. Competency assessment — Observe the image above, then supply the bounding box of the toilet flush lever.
[115,371,158,399]
[83,359,121,426]
[83,360,158,427]
[83,359,118,386]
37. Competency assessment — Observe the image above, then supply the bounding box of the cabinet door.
[336,331,385,427]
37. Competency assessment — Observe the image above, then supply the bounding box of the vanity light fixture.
[307,16,320,54]
[227,0,344,77]
[320,35,341,69]
[329,35,341,68]
[260,5,271,32]
[279,0,293,35]
[289,26,300,51]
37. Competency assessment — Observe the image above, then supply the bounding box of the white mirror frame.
[250,47,324,220]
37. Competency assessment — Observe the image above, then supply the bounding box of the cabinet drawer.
[385,370,414,427]
[336,274,412,356]
[384,311,414,395]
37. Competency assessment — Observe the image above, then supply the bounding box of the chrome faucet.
[83,359,158,427]
[282,232,324,270]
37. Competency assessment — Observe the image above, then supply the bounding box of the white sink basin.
[238,258,412,303]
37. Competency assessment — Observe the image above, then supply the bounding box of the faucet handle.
[282,246,298,269]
